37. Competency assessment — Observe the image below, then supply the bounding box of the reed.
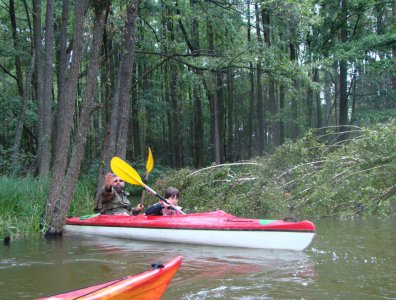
[0,176,95,236]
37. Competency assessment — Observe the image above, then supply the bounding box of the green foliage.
[0,91,38,176]
[0,175,48,236]
[353,108,396,125]
[0,0,395,233]
[0,175,95,237]
[67,177,96,216]
[0,145,36,176]
[152,122,396,219]
[1,122,394,237]
[150,160,290,218]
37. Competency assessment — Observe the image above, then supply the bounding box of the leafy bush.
[152,122,396,219]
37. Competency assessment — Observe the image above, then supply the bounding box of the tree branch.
[0,63,18,80]
[187,162,261,177]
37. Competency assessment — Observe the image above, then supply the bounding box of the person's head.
[111,174,125,192]
[165,187,179,205]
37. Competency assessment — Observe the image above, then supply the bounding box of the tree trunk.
[248,62,255,157]
[37,0,55,178]
[226,69,235,161]
[314,68,322,128]
[216,72,225,162]
[192,72,204,168]
[289,41,298,140]
[45,0,90,236]
[57,0,69,104]
[279,84,285,145]
[94,4,113,211]
[12,54,35,165]
[307,73,313,128]
[131,70,140,159]
[99,0,140,175]
[191,0,204,168]
[115,0,140,158]
[165,65,173,165]
[212,71,221,164]
[32,0,45,175]
[206,21,221,164]
[170,64,182,168]
[9,0,24,97]
[96,0,140,211]
[247,0,254,158]
[53,1,109,235]
[262,5,279,146]
[339,59,348,129]
[255,2,264,154]
[392,2,396,89]
[324,71,332,125]
[339,0,349,134]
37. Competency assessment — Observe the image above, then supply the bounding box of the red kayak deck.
[38,256,182,300]
[66,210,315,232]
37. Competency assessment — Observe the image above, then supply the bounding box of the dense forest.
[0,0,395,235]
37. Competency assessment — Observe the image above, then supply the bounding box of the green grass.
[0,176,95,237]
[0,175,47,236]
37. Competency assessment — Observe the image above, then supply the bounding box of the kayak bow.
[38,256,182,300]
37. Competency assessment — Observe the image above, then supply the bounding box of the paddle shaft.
[143,184,185,215]
[140,173,149,206]
[110,156,185,214]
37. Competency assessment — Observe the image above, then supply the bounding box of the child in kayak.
[144,187,182,216]
[99,172,144,215]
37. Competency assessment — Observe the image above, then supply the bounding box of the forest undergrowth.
[153,122,396,219]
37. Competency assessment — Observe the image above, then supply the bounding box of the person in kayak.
[99,172,144,215]
[144,187,182,216]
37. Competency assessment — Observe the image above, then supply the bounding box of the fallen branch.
[372,184,396,203]
[187,162,261,177]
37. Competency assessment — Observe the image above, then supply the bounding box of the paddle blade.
[146,147,154,173]
[110,157,143,186]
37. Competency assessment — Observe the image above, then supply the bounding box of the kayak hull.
[65,210,315,251]
[38,256,182,300]
[65,224,314,250]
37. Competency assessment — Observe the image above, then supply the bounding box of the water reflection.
[1,218,395,299]
[0,233,316,299]
[67,234,318,300]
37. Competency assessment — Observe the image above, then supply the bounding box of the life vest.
[161,205,182,216]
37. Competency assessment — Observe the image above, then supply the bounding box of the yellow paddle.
[140,147,154,206]
[146,147,154,174]
[110,156,185,214]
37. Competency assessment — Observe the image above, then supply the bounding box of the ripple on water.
[1,218,395,299]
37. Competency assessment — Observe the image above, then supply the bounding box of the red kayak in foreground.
[65,210,316,250]
[38,256,182,300]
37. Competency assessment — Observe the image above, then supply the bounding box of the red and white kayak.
[38,256,182,300]
[65,210,315,251]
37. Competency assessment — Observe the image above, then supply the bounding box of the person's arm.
[100,186,115,204]
[101,173,115,204]
[144,203,164,216]
[131,204,144,216]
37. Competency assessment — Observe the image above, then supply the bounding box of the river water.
[0,218,395,299]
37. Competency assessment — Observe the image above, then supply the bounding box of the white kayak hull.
[64,224,315,250]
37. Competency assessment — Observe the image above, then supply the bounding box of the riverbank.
[1,123,395,236]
